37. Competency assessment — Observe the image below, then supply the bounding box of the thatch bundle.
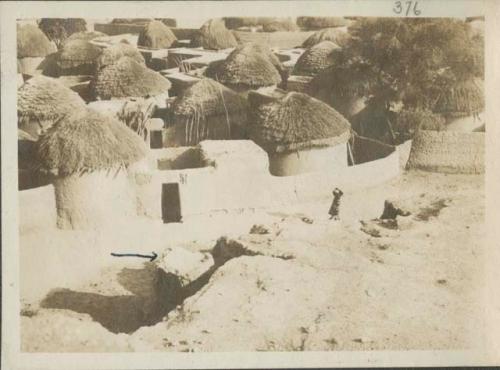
[249,91,351,153]
[205,43,282,89]
[262,18,299,32]
[296,17,349,30]
[65,31,106,43]
[90,56,171,100]
[35,107,147,177]
[96,43,145,70]
[171,78,249,146]
[17,24,56,58]
[433,78,484,117]
[293,41,340,77]
[302,27,351,48]
[53,39,102,75]
[407,130,484,174]
[137,20,177,49]
[18,76,86,129]
[190,19,238,50]
[223,17,278,30]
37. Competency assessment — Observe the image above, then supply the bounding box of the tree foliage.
[38,18,87,49]
[334,18,483,110]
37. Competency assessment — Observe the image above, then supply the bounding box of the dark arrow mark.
[111,252,158,262]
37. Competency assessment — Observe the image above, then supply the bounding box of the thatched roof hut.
[292,41,340,77]
[49,39,102,76]
[205,43,282,90]
[137,20,177,49]
[170,78,249,146]
[249,91,351,153]
[17,24,56,58]
[301,27,351,48]
[35,107,147,230]
[433,78,484,118]
[96,42,145,70]
[262,18,299,32]
[90,56,171,100]
[296,17,349,30]
[190,19,238,50]
[35,107,147,177]
[18,76,86,135]
[65,31,106,43]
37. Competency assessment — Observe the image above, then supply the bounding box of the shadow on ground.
[40,265,183,334]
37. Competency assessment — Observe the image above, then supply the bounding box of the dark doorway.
[150,130,163,149]
[162,183,182,223]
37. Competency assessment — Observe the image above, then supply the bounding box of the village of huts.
[17,17,487,352]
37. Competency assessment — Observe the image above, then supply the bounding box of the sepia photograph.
[2,0,500,369]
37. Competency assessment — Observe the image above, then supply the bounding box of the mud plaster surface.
[20,170,486,352]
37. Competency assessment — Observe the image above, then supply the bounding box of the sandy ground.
[20,170,487,352]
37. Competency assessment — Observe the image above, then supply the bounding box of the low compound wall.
[136,140,401,220]
[406,131,484,174]
[232,30,314,49]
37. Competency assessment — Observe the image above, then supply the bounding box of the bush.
[393,108,445,143]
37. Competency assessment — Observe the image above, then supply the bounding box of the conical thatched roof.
[96,43,145,70]
[262,18,299,32]
[55,39,102,72]
[297,17,349,30]
[17,24,56,58]
[302,27,351,48]
[293,41,340,77]
[90,56,171,100]
[173,78,248,117]
[35,107,147,177]
[249,91,351,153]
[190,19,238,50]
[18,76,86,124]
[137,20,177,49]
[65,31,106,43]
[171,78,248,145]
[205,43,282,89]
[433,78,484,117]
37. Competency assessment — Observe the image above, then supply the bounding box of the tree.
[38,18,87,49]
[312,18,483,142]
[340,18,482,109]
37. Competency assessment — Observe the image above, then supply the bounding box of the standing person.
[329,188,344,220]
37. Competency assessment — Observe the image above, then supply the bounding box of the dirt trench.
[38,236,284,334]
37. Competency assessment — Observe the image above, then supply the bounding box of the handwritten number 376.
[393,1,421,16]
